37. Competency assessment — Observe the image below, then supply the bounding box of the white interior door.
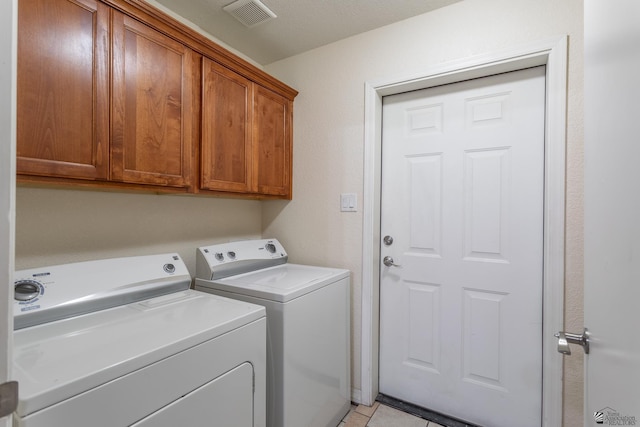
[380,66,546,427]
[1,0,17,426]
[584,1,640,424]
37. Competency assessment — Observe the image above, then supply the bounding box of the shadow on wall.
[261,199,289,230]
[15,186,262,271]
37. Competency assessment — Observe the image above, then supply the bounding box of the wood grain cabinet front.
[17,0,110,181]
[17,0,296,198]
[200,59,292,199]
[253,85,292,198]
[200,57,253,193]
[110,12,195,189]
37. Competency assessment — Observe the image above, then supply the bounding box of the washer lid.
[13,290,265,418]
[198,264,350,302]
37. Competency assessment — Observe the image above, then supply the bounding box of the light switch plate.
[340,193,357,212]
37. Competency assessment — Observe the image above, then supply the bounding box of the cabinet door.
[111,12,194,188]
[253,86,292,198]
[17,0,109,180]
[200,58,253,193]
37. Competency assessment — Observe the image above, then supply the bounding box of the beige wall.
[263,0,584,424]
[15,187,263,277]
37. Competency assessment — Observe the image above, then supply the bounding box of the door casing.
[361,36,568,427]
[0,0,17,426]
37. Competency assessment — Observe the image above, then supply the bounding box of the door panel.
[111,12,194,188]
[380,67,545,427]
[584,1,640,422]
[253,85,292,197]
[1,3,15,425]
[17,0,109,180]
[201,57,253,193]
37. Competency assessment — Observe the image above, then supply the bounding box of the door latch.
[554,328,590,355]
[382,256,401,267]
[0,381,18,418]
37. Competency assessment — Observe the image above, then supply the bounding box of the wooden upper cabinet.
[253,85,292,198]
[17,0,110,180]
[17,0,296,196]
[110,12,194,188]
[200,58,253,193]
[200,60,292,198]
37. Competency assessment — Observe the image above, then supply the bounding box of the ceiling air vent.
[223,0,277,28]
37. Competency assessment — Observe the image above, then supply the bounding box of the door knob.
[554,328,590,355]
[383,256,401,267]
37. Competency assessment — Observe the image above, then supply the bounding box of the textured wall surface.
[263,0,584,423]
[15,188,262,276]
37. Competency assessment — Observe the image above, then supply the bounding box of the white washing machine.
[194,239,351,427]
[12,253,266,427]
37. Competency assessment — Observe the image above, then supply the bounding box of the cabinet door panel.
[17,0,109,180]
[200,58,252,192]
[111,12,193,188]
[253,86,292,198]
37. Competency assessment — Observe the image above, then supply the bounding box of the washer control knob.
[227,251,236,259]
[265,243,276,254]
[14,279,42,302]
[163,263,176,274]
[215,252,224,261]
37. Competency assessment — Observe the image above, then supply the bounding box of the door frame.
[0,0,17,426]
[361,36,568,426]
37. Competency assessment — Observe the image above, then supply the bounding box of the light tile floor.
[338,402,444,427]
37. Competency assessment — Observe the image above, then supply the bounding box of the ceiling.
[153,0,462,65]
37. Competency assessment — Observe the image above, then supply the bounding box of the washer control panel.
[14,253,191,330]
[196,238,288,280]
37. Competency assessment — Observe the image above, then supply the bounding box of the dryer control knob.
[265,243,276,254]
[14,279,42,302]
[227,251,236,259]
[215,252,224,261]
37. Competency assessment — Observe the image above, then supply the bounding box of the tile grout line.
[342,402,439,427]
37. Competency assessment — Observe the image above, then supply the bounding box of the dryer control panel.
[14,253,191,330]
[196,239,288,280]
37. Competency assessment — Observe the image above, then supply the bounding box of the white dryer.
[194,239,351,427]
[12,253,266,427]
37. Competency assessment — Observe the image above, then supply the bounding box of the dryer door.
[132,362,254,426]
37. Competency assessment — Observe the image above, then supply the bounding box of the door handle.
[383,256,401,267]
[554,328,590,355]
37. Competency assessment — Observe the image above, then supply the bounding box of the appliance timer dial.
[265,243,277,254]
[14,279,43,302]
